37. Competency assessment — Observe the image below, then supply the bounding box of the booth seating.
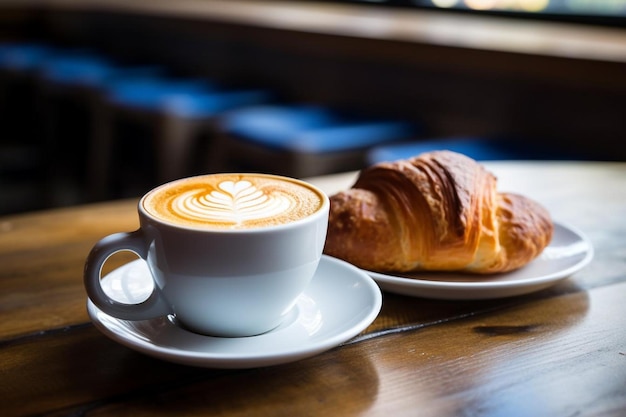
[1,41,273,206]
[367,136,575,165]
[0,42,51,71]
[0,42,165,207]
[37,51,166,205]
[0,43,52,96]
[89,76,272,200]
[0,43,57,213]
[214,104,416,178]
[0,42,53,146]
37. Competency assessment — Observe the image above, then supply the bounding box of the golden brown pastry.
[324,151,553,274]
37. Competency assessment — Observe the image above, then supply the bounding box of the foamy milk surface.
[143,174,323,229]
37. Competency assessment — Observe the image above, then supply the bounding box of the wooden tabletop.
[1,161,625,416]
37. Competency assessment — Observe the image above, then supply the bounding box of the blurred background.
[1,0,625,215]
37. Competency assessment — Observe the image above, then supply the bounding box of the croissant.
[323,150,553,274]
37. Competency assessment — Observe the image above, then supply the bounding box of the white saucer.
[87,255,382,368]
[367,222,593,300]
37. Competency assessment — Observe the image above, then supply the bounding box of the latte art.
[175,180,295,225]
[143,174,324,229]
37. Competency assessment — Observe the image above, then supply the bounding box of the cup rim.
[138,173,330,233]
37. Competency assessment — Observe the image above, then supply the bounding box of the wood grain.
[2,283,623,416]
[0,162,625,416]
[0,200,139,339]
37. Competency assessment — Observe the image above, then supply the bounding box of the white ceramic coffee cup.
[84,173,330,337]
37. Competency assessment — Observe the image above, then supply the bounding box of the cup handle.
[84,230,172,320]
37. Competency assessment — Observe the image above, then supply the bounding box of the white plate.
[87,255,382,368]
[366,222,593,300]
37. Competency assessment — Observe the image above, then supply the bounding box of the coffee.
[143,173,324,229]
[86,172,329,336]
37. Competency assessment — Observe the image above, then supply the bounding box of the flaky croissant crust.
[323,151,553,274]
